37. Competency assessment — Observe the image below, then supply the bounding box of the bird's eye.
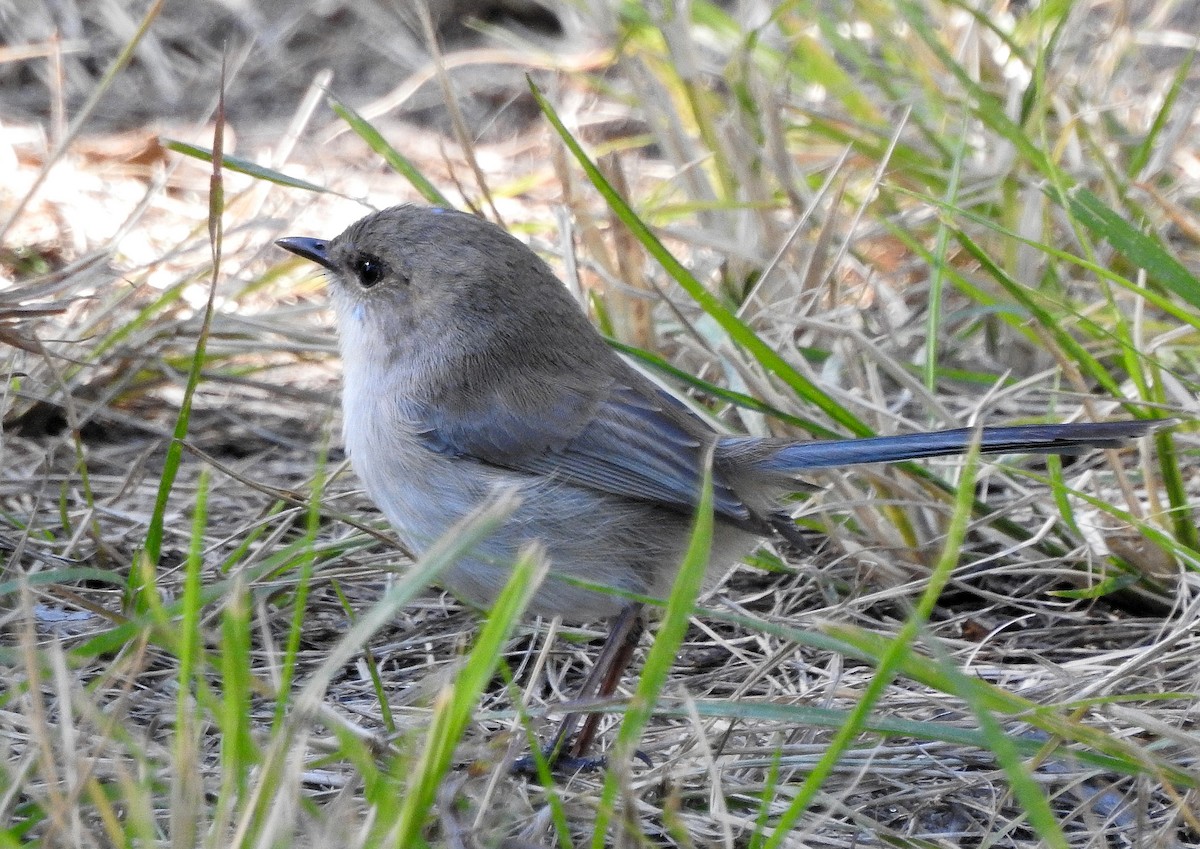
[352,254,387,289]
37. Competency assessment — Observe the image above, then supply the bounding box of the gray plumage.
[277,205,1166,621]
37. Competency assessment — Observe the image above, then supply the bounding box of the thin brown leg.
[545,601,645,765]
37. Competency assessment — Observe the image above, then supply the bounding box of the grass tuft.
[2,0,1198,846]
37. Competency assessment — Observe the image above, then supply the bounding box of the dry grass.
[2,0,1200,846]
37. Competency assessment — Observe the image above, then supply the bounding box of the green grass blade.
[328,96,454,208]
[938,649,1069,848]
[163,140,335,194]
[529,77,873,437]
[1065,187,1200,310]
[134,119,225,604]
[393,544,545,845]
[592,450,715,848]
[170,468,207,849]
[217,572,255,806]
[763,432,982,847]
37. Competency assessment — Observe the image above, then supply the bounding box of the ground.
[1,1,1199,847]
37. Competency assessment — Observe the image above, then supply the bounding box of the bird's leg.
[528,601,644,772]
[565,601,645,761]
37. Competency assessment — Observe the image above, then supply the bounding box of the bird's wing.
[406,377,757,524]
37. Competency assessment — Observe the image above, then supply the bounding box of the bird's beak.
[276,236,336,271]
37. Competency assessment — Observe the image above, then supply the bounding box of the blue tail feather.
[741,420,1168,472]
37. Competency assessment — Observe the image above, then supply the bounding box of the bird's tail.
[727,418,1172,472]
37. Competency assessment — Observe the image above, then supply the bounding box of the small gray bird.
[277,204,1166,764]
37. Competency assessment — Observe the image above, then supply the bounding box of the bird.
[277,204,1167,767]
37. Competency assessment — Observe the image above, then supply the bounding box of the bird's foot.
[510,742,652,780]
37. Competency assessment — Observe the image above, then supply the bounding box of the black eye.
[352,254,387,288]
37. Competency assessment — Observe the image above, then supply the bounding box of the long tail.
[737,419,1171,472]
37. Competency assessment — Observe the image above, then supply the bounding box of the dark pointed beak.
[276,236,336,271]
